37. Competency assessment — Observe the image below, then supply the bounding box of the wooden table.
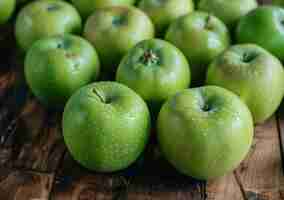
[1,0,283,199]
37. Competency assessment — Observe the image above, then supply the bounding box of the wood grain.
[51,144,205,199]
[207,117,284,200]
[0,53,66,171]
[10,100,66,172]
[0,167,54,200]
[0,71,16,101]
[0,35,27,168]
[51,152,128,200]
[277,107,284,173]
[238,118,284,200]
[206,174,244,200]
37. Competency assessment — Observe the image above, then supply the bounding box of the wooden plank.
[126,176,204,200]
[51,151,127,200]
[51,142,205,199]
[0,47,65,171]
[0,167,54,200]
[0,24,20,138]
[0,71,16,101]
[5,99,66,172]
[206,174,244,200]
[0,98,65,172]
[0,48,28,168]
[237,117,284,200]
[277,106,284,172]
[207,117,284,200]
[125,145,205,200]
[0,75,15,151]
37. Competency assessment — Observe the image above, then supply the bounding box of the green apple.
[70,0,136,19]
[25,35,100,107]
[236,6,284,61]
[116,39,190,114]
[165,11,230,86]
[0,0,15,24]
[198,0,258,28]
[138,0,194,35]
[84,6,155,77]
[206,44,284,123]
[157,86,254,180]
[63,81,150,172]
[15,0,82,51]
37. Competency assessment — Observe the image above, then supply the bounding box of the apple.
[25,34,100,107]
[236,6,284,61]
[165,11,230,86]
[206,44,284,123]
[84,6,155,78]
[198,0,258,28]
[116,39,190,115]
[63,81,151,172]
[157,86,254,180]
[138,0,194,35]
[0,0,15,24]
[15,0,82,51]
[70,0,136,19]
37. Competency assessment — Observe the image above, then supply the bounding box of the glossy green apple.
[236,6,284,61]
[0,0,15,24]
[198,0,258,28]
[157,86,254,180]
[138,0,194,35]
[70,0,136,19]
[63,81,150,172]
[165,11,230,86]
[25,35,100,107]
[206,44,284,123]
[84,6,154,77]
[116,39,190,115]
[15,0,82,51]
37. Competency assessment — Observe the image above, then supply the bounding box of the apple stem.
[57,38,72,50]
[47,4,60,11]
[205,15,212,29]
[140,50,159,66]
[112,15,127,26]
[92,88,106,103]
[202,104,211,112]
[242,52,257,63]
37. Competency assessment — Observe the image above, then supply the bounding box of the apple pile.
[3,0,284,180]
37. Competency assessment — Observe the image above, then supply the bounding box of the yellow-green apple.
[157,86,254,180]
[116,38,191,116]
[236,6,284,61]
[138,0,194,35]
[198,0,258,28]
[84,6,154,78]
[63,81,151,172]
[15,0,82,51]
[165,11,230,85]
[0,0,15,24]
[206,44,284,123]
[70,0,136,19]
[25,35,100,107]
